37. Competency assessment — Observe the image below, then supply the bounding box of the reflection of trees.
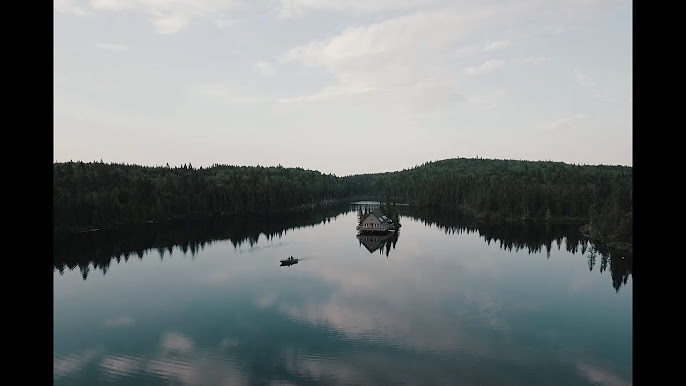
[54,204,354,280]
[399,206,632,292]
[357,232,400,257]
[55,204,632,291]
[588,243,633,293]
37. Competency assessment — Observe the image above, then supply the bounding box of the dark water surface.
[54,203,632,385]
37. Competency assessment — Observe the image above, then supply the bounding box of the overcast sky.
[54,0,632,176]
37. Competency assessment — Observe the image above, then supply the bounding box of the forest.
[53,158,632,252]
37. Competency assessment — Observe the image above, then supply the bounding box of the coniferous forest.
[54,158,632,252]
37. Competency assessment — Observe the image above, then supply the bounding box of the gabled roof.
[360,208,391,224]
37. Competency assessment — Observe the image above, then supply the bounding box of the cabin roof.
[360,208,391,224]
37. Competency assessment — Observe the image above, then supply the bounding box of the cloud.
[574,69,610,100]
[151,14,190,34]
[465,59,507,75]
[96,43,129,53]
[276,0,624,18]
[54,0,89,15]
[574,69,597,88]
[465,56,548,75]
[512,56,549,64]
[483,39,513,51]
[277,6,514,69]
[254,61,277,76]
[276,5,530,110]
[188,83,271,104]
[466,89,507,110]
[214,14,234,29]
[454,39,518,57]
[55,0,625,35]
[277,81,464,114]
[274,1,583,110]
[276,0,442,19]
[190,83,230,98]
[57,0,241,34]
[541,113,589,131]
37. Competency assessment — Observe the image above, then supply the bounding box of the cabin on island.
[356,208,394,233]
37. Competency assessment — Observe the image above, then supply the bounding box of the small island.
[356,196,401,234]
[356,208,396,233]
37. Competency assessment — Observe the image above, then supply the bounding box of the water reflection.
[398,206,632,292]
[356,232,399,256]
[55,204,632,385]
[54,204,350,280]
[55,332,249,384]
[54,203,631,291]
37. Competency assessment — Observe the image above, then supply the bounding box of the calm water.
[54,203,632,385]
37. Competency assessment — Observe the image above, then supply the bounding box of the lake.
[54,202,632,385]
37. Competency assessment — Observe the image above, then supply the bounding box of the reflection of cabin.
[356,208,394,233]
[357,233,393,253]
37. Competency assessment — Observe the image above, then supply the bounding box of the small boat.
[280,256,299,265]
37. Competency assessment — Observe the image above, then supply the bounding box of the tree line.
[372,158,632,251]
[53,161,366,234]
[54,157,631,250]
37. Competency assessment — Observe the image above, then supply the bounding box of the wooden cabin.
[356,208,394,233]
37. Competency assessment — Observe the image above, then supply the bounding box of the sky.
[54,0,632,176]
